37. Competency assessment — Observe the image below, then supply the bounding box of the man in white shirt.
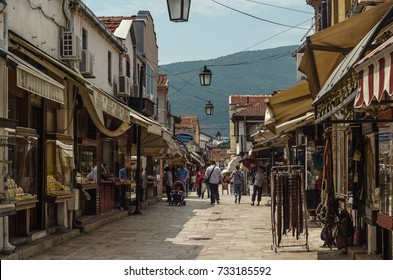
[86,166,98,183]
[203,160,223,205]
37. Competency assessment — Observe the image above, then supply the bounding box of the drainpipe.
[321,0,328,30]
[0,0,15,255]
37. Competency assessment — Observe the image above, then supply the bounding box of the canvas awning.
[249,134,291,154]
[81,90,131,137]
[190,152,205,166]
[138,123,181,158]
[312,7,393,123]
[9,32,92,89]
[264,81,312,133]
[222,156,242,174]
[253,112,314,142]
[299,0,393,97]
[0,48,65,103]
[354,36,393,107]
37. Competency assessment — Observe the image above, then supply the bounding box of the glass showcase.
[5,130,38,203]
[46,138,73,196]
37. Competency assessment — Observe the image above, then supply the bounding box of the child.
[249,173,255,196]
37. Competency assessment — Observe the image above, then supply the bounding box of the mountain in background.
[159,45,300,138]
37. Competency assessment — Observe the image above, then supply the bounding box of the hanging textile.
[271,165,309,251]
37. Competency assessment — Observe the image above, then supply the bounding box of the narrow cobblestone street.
[27,190,343,260]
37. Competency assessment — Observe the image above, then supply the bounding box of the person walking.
[251,165,265,206]
[163,165,173,202]
[196,166,205,198]
[141,168,148,202]
[190,172,197,192]
[176,161,190,197]
[204,160,223,204]
[229,165,244,204]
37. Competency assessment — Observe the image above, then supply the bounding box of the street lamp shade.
[167,0,191,22]
[199,66,212,86]
[216,131,221,141]
[205,100,214,115]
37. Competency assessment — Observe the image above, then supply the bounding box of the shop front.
[3,46,76,241]
[311,12,393,258]
[77,87,136,215]
[352,36,393,259]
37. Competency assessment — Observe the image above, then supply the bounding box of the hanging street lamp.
[205,100,214,115]
[166,0,191,22]
[199,65,212,86]
[216,131,221,141]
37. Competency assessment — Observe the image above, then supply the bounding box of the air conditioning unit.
[80,49,95,77]
[61,31,81,60]
[117,75,131,97]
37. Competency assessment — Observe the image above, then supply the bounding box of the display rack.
[270,165,309,252]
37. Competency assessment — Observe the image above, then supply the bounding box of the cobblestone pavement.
[28,191,346,260]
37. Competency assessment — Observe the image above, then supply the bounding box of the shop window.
[78,148,96,176]
[46,137,74,197]
[7,130,38,202]
[378,123,393,216]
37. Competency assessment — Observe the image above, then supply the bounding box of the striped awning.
[354,36,393,108]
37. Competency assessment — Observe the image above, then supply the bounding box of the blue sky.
[83,0,314,65]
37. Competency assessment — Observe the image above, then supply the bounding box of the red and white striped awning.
[354,36,393,108]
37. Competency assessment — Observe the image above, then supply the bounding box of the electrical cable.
[211,0,310,30]
[244,0,314,14]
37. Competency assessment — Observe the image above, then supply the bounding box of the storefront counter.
[99,181,130,212]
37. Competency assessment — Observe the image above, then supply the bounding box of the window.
[82,28,88,50]
[108,51,112,84]
[126,55,131,78]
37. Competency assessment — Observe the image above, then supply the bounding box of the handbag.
[201,183,206,193]
[204,166,216,184]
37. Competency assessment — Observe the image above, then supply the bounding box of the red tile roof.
[98,16,134,33]
[157,74,168,86]
[175,115,199,129]
[229,95,267,106]
[233,102,267,117]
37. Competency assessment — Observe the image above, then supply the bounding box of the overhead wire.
[146,1,314,134]
[210,0,311,30]
[244,0,314,15]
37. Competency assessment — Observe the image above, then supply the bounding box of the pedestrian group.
[163,161,267,206]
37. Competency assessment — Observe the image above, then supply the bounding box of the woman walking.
[228,165,244,203]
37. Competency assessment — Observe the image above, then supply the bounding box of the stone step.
[1,228,80,260]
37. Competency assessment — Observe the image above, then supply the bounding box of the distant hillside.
[159,45,300,138]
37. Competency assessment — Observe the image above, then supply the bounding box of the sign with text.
[175,133,193,142]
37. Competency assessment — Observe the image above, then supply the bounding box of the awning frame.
[299,0,393,96]
[0,48,65,103]
[264,80,312,133]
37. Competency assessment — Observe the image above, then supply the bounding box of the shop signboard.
[175,133,193,143]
